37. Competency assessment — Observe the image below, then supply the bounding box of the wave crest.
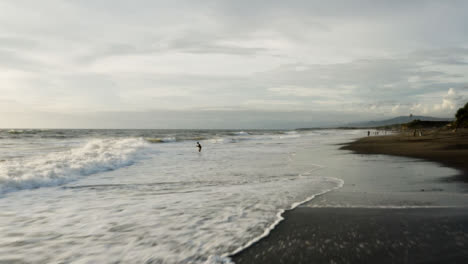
[0,138,148,195]
[145,137,177,143]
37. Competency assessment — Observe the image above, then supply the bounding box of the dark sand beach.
[231,130,468,264]
[341,129,468,179]
[233,207,468,264]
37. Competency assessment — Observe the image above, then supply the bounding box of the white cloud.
[447,87,455,96]
[433,88,459,112]
[410,103,430,115]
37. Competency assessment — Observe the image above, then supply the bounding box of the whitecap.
[0,138,148,194]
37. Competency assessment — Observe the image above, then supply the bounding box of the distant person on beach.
[196,142,202,152]
[368,131,370,136]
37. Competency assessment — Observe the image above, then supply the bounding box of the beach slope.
[340,130,468,179]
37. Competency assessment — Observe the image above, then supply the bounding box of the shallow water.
[0,129,463,263]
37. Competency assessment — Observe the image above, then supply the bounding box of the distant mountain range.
[344,115,454,128]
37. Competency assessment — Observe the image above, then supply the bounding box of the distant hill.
[345,115,454,128]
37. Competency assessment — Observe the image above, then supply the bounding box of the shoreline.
[340,129,468,180]
[225,177,344,258]
[230,130,468,263]
[231,207,468,264]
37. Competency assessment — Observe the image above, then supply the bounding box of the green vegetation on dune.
[455,102,468,128]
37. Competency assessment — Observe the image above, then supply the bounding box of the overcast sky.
[1,0,468,128]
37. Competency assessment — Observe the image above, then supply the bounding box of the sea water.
[0,129,458,263]
[0,129,354,263]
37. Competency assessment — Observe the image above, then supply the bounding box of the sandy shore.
[341,129,468,179]
[232,207,468,264]
[230,130,468,263]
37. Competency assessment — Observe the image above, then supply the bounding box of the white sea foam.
[209,133,302,144]
[146,137,177,143]
[210,137,235,144]
[233,131,249,136]
[222,176,344,261]
[278,133,301,139]
[0,130,362,263]
[0,138,148,194]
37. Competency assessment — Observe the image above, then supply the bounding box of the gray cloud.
[0,49,45,71]
[0,36,38,50]
[1,1,468,128]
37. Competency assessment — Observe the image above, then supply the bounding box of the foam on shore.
[206,176,344,264]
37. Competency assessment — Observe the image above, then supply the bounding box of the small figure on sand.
[196,142,202,152]
[368,131,370,136]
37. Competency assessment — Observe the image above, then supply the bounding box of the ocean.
[0,128,460,263]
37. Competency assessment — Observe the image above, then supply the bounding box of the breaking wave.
[0,138,148,195]
[145,137,177,143]
[231,131,250,136]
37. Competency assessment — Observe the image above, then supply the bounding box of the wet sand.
[230,130,468,263]
[231,207,468,264]
[341,129,468,179]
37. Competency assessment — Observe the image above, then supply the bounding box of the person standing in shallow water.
[196,142,202,152]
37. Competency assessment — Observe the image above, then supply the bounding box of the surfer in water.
[196,142,202,152]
